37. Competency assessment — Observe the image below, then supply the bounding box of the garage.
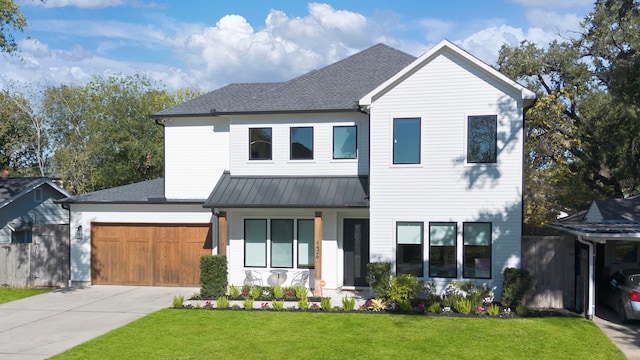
[91,223,212,286]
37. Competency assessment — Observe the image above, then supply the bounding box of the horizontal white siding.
[69,203,213,283]
[229,113,369,176]
[369,49,524,298]
[164,117,229,199]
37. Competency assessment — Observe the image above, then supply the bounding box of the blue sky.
[1,0,594,91]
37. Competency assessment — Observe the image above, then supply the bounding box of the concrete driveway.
[594,306,640,360]
[0,285,198,360]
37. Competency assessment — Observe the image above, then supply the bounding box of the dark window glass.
[463,222,491,279]
[249,128,272,160]
[397,222,423,276]
[467,115,497,163]
[429,222,456,278]
[393,118,420,164]
[271,219,293,268]
[297,219,315,268]
[333,126,357,159]
[290,127,313,160]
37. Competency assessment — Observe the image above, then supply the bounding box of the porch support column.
[314,211,322,297]
[218,211,227,256]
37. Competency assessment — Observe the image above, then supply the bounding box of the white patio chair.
[243,270,262,286]
[290,271,309,287]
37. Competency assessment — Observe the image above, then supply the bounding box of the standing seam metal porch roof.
[204,172,368,208]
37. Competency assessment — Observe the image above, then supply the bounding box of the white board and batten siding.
[229,113,369,176]
[163,117,230,199]
[367,49,524,297]
[69,203,214,284]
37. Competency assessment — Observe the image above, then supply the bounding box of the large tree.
[44,74,199,194]
[0,0,27,54]
[497,0,640,226]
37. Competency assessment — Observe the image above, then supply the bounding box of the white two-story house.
[62,40,535,299]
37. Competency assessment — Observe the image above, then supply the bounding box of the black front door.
[343,219,369,287]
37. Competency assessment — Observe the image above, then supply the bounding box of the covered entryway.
[343,218,369,287]
[91,223,212,286]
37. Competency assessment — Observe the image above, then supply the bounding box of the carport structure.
[549,196,640,319]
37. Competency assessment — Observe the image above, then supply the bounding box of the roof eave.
[548,223,640,243]
[150,108,361,119]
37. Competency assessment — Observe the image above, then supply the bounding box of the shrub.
[342,296,356,311]
[272,285,284,300]
[367,298,387,311]
[501,268,533,308]
[487,303,499,316]
[427,302,441,313]
[366,262,392,299]
[295,285,308,299]
[454,299,472,315]
[320,297,332,311]
[418,281,441,304]
[272,300,284,311]
[388,273,419,306]
[216,296,230,309]
[249,286,261,299]
[228,285,241,298]
[242,297,254,309]
[200,255,228,298]
[172,295,184,308]
[516,305,530,317]
[298,297,310,310]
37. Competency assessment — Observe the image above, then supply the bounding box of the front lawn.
[0,288,51,304]
[52,310,624,359]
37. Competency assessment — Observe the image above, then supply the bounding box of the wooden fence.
[521,235,575,309]
[0,224,69,288]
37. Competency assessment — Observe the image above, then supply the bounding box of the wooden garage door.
[91,223,212,286]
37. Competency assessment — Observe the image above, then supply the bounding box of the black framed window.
[297,219,315,268]
[249,127,272,160]
[396,222,423,276]
[467,115,497,163]
[290,127,313,160]
[333,125,357,159]
[463,222,491,279]
[429,222,457,278]
[244,219,267,267]
[393,118,420,164]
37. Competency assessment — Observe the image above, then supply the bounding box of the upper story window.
[290,127,313,160]
[249,128,272,160]
[393,118,421,164]
[333,125,357,159]
[467,115,497,163]
[34,188,43,202]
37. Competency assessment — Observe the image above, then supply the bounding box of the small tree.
[200,255,228,298]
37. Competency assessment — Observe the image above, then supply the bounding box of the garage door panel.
[92,223,212,286]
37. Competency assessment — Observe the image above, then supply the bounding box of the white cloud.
[419,19,454,43]
[509,0,593,9]
[525,9,584,36]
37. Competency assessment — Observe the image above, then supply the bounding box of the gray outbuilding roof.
[0,177,70,209]
[204,171,369,208]
[549,196,640,241]
[151,43,416,117]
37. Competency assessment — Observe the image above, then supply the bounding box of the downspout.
[577,235,594,319]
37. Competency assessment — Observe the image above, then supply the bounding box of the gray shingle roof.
[0,177,69,209]
[204,171,369,208]
[57,178,199,204]
[152,43,416,117]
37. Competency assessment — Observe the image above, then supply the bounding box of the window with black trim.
[245,219,267,267]
[290,127,313,160]
[397,222,423,276]
[393,118,420,164]
[463,222,491,279]
[297,219,314,268]
[271,219,294,268]
[467,115,497,163]
[34,188,43,202]
[249,128,272,160]
[429,222,456,278]
[333,125,357,159]
[11,229,31,243]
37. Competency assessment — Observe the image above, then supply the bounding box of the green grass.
[52,310,624,360]
[0,288,51,304]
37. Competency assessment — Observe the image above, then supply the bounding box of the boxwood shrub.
[200,255,228,298]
